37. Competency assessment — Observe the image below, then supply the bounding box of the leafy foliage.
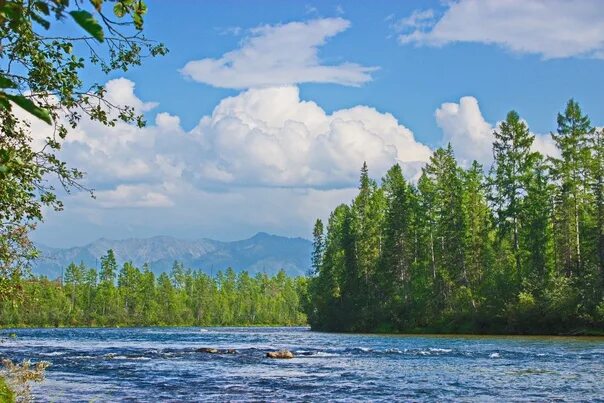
[0,0,167,300]
[0,358,49,402]
[0,375,15,403]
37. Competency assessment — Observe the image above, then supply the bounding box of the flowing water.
[0,327,602,401]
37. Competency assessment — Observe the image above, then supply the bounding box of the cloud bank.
[52,80,432,193]
[30,78,558,246]
[396,0,604,59]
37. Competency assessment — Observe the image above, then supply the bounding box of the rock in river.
[266,350,294,359]
[197,348,219,354]
[197,348,238,354]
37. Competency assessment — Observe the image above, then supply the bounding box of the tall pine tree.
[490,111,538,290]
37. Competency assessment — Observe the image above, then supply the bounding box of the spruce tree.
[550,99,592,278]
[521,158,554,294]
[423,145,466,315]
[462,161,494,311]
[379,164,414,326]
[311,219,325,276]
[490,111,538,290]
[589,128,604,299]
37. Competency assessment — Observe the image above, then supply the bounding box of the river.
[0,327,602,401]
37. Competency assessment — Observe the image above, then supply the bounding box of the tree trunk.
[70,286,75,314]
[429,230,436,279]
[513,216,521,288]
[574,191,582,274]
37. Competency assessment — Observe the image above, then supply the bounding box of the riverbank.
[0,323,309,330]
[310,327,604,337]
[2,324,602,338]
[309,315,604,337]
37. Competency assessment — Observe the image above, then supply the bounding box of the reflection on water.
[0,327,602,401]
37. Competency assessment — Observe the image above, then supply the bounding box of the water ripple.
[0,327,602,402]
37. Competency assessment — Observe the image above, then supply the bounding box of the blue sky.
[33,0,604,247]
[129,0,603,143]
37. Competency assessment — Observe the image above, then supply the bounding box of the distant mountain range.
[33,232,312,279]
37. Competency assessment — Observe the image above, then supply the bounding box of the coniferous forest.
[0,250,307,327]
[307,100,604,334]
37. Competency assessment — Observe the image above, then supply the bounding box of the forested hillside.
[0,250,307,327]
[33,233,312,279]
[307,100,604,334]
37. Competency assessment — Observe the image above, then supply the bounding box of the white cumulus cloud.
[435,96,559,166]
[181,18,377,88]
[190,86,432,186]
[104,78,159,113]
[397,0,604,59]
[30,79,430,219]
[435,96,494,165]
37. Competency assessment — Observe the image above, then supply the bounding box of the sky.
[32,0,604,247]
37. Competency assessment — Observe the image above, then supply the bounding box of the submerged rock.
[196,348,238,354]
[197,348,219,354]
[266,350,294,359]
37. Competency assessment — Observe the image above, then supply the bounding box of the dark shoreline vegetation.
[306,101,604,336]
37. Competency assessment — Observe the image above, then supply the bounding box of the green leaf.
[1,3,23,21]
[31,12,50,29]
[113,2,125,18]
[6,94,52,124]
[69,10,104,42]
[34,1,50,15]
[0,76,17,89]
[135,1,147,16]
[132,12,142,30]
[0,95,10,109]
[0,148,9,162]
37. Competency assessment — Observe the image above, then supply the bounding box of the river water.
[0,327,602,401]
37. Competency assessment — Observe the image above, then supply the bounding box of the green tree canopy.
[0,0,167,300]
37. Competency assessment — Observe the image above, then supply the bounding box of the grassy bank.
[0,377,15,403]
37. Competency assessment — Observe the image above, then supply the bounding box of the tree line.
[0,250,307,327]
[306,100,604,334]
